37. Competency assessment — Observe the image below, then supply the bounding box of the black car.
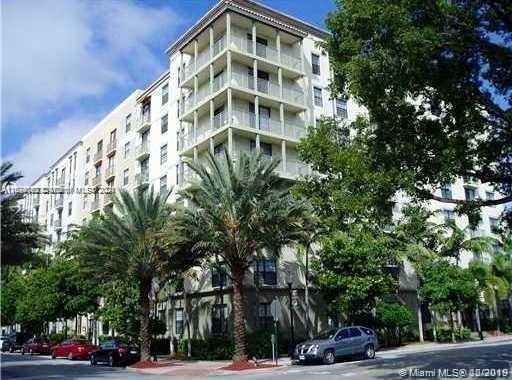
[90,339,140,367]
[1,332,31,353]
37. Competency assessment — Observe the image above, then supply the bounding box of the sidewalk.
[129,334,511,377]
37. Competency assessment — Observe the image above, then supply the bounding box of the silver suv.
[293,326,378,365]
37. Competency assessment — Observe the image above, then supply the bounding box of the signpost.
[270,299,281,365]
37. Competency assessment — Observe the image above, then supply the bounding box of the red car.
[51,339,97,360]
[21,337,51,355]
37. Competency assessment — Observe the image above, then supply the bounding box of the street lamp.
[286,271,295,356]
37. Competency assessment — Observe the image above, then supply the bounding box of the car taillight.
[78,346,84,352]
[118,348,128,356]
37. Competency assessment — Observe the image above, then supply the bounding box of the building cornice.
[136,70,170,103]
[166,0,330,56]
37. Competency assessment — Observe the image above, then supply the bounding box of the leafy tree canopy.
[324,0,512,224]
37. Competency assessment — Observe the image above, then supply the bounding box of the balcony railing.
[91,199,100,211]
[93,150,103,163]
[33,196,40,207]
[135,171,150,187]
[138,112,151,132]
[135,141,150,159]
[103,193,114,206]
[53,219,62,229]
[55,196,64,208]
[107,140,117,156]
[92,174,102,187]
[105,166,115,180]
[281,159,311,177]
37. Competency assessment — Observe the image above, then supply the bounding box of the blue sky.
[1,0,335,184]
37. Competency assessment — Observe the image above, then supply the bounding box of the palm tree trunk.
[139,278,152,361]
[232,267,248,362]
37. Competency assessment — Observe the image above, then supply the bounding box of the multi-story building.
[16,0,505,343]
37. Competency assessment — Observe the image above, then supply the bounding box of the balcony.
[55,196,64,209]
[135,171,150,187]
[135,141,150,160]
[33,196,40,207]
[105,166,115,181]
[138,112,151,133]
[53,219,62,229]
[92,174,102,187]
[90,199,101,212]
[93,150,103,165]
[103,193,114,207]
[56,176,65,187]
[106,140,117,156]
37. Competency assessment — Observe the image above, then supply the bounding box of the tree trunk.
[232,268,248,362]
[304,244,311,339]
[417,291,424,343]
[139,278,152,361]
[450,311,456,343]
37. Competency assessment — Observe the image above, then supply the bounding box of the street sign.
[270,299,282,322]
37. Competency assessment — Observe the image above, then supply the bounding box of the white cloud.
[1,0,181,123]
[5,115,98,185]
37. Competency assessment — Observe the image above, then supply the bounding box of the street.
[2,339,511,379]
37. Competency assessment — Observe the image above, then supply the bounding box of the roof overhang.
[166,0,330,57]
[137,71,170,103]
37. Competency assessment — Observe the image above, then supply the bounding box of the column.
[227,88,233,126]
[210,99,215,130]
[255,96,259,130]
[227,50,232,86]
[278,67,283,99]
[253,59,258,91]
[252,22,257,55]
[280,103,285,136]
[209,64,214,94]
[276,30,281,64]
[194,40,198,72]
[194,147,198,161]
[210,138,215,154]
[281,140,286,173]
[193,110,198,144]
[228,127,233,155]
[209,26,214,59]
[226,12,231,49]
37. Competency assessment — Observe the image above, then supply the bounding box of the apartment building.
[16,0,505,343]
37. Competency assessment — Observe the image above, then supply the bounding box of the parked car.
[90,339,140,367]
[21,337,51,355]
[293,326,378,365]
[1,332,32,353]
[50,339,96,360]
[0,336,8,351]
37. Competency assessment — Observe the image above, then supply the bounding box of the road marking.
[309,371,331,375]
[342,372,356,377]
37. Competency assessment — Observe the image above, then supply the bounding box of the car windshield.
[314,329,337,340]
[76,339,89,345]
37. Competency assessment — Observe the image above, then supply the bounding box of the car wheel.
[108,354,114,367]
[21,348,25,355]
[323,349,335,365]
[29,349,33,356]
[51,351,56,359]
[90,354,96,366]
[68,352,74,360]
[9,346,14,353]
[364,344,375,359]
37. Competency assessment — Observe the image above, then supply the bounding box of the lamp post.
[287,272,295,356]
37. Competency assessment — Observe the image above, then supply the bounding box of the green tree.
[324,0,511,224]
[312,227,399,324]
[419,260,479,342]
[375,302,413,346]
[1,162,45,266]
[74,188,193,361]
[173,152,312,362]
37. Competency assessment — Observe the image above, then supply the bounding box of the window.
[254,259,277,286]
[175,308,184,335]
[160,175,167,194]
[83,195,87,209]
[250,140,272,157]
[486,191,495,201]
[123,169,129,186]
[349,327,362,337]
[443,209,455,222]
[464,187,477,201]
[335,329,350,341]
[97,140,103,155]
[214,143,226,158]
[142,102,151,123]
[162,83,169,105]
[311,53,320,75]
[160,144,168,165]
[489,218,499,234]
[336,98,347,118]
[314,87,323,106]
[212,304,228,334]
[124,142,130,159]
[441,183,452,199]
[86,148,91,163]
[125,114,132,132]
[211,263,229,288]
[161,114,168,134]
[258,303,273,329]
[84,171,89,186]
[110,129,116,144]
[68,202,72,216]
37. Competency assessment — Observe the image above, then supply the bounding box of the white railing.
[258,117,281,135]
[213,35,227,56]
[184,94,194,113]
[284,119,307,140]
[196,82,210,105]
[212,71,226,93]
[283,159,311,177]
[282,85,304,104]
[213,111,228,129]
[232,108,256,129]
[196,48,210,70]
[281,46,301,70]
[231,71,251,90]
[231,33,252,54]
[257,78,280,98]
[136,141,150,157]
[256,42,278,62]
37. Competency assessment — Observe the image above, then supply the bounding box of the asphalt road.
[2,340,511,379]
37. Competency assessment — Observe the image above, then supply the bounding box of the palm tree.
[490,235,512,322]
[75,187,194,361]
[173,152,313,362]
[1,161,45,267]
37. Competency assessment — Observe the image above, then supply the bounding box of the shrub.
[49,333,67,345]
[375,302,413,346]
[151,338,171,355]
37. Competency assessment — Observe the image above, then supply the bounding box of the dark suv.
[1,332,32,353]
[293,326,378,364]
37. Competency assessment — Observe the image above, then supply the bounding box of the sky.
[1,0,335,185]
